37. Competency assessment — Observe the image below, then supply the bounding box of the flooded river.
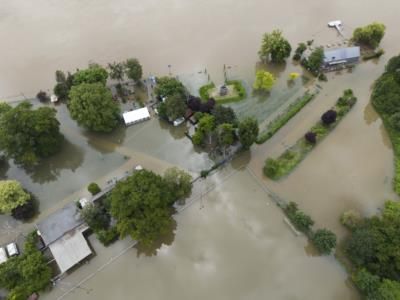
[1,0,400,299]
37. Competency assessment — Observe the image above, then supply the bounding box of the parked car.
[6,242,19,257]
[173,117,185,127]
[0,247,8,264]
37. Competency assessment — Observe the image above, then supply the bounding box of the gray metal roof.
[324,47,360,63]
[37,203,84,246]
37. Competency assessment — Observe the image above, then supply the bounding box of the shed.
[323,47,360,68]
[122,107,151,126]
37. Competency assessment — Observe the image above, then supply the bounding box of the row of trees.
[342,201,400,298]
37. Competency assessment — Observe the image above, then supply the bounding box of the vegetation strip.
[264,89,357,180]
[256,92,316,144]
[198,80,246,104]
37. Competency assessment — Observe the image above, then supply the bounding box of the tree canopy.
[0,102,63,166]
[253,70,276,92]
[352,22,386,49]
[73,65,108,86]
[68,83,120,132]
[163,167,192,201]
[154,77,186,98]
[164,94,187,120]
[0,180,30,214]
[238,117,259,149]
[216,123,235,155]
[212,105,238,127]
[125,58,143,82]
[0,232,52,299]
[312,229,337,254]
[109,169,175,245]
[302,47,324,75]
[259,30,292,63]
[108,62,125,82]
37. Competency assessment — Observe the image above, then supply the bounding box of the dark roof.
[324,47,360,63]
[37,202,84,246]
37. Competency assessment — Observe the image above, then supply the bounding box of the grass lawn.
[198,80,246,104]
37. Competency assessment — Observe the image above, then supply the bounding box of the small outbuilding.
[323,47,360,69]
[122,107,151,126]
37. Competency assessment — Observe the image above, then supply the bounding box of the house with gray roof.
[323,46,360,69]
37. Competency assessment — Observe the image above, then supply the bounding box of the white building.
[122,107,151,126]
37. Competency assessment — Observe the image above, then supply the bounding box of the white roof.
[123,107,150,125]
[0,247,7,264]
[6,243,18,256]
[49,227,92,273]
[79,198,90,208]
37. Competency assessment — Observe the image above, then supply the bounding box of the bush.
[263,158,280,178]
[36,91,49,102]
[11,198,37,221]
[321,110,337,125]
[318,73,327,81]
[81,204,110,231]
[312,229,337,255]
[88,182,101,195]
[352,22,386,49]
[340,210,362,230]
[199,83,215,100]
[192,130,204,145]
[292,211,314,232]
[96,227,119,246]
[304,132,317,144]
[293,53,301,61]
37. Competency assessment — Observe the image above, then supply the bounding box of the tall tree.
[238,117,259,149]
[198,114,215,144]
[0,102,63,166]
[216,123,235,156]
[352,22,386,48]
[212,105,238,127]
[73,65,108,86]
[154,77,186,98]
[259,29,292,63]
[165,94,187,120]
[163,167,193,201]
[109,169,174,245]
[0,180,30,214]
[108,62,125,82]
[125,58,143,82]
[253,70,276,92]
[68,83,120,132]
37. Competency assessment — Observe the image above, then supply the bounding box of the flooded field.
[1,0,400,298]
[42,170,358,300]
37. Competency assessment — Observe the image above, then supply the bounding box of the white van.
[6,243,19,257]
[0,247,8,264]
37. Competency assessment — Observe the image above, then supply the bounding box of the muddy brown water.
[1,0,400,299]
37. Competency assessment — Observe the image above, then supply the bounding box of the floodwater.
[42,169,358,300]
[1,0,400,299]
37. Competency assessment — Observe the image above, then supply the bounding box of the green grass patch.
[199,82,215,100]
[256,92,316,144]
[264,90,357,180]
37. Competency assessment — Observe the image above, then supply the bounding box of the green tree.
[53,70,70,100]
[292,211,314,232]
[263,158,280,178]
[87,182,101,195]
[253,70,276,92]
[259,29,292,63]
[353,268,381,298]
[340,210,362,230]
[212,105,238,127]
[312,228,337,255]
[217,123,235,156]
[108,62,125,82]
[303,47,324,75]
[73,65,108,86]
[0,180,30,214]
[192,130,205,146]
[68,83,120,132]
[0,102,63,166]
[81,204,110,231]
[198,114,215,144]
[165,93,187,120]
[377,279,400,300]
[238,117,259,149]
[109,169,174,245]
[154,77,186,98]
[125,58,143,82]
[352,22,386,48]
[163,167,193,200]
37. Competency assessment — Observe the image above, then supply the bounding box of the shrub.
[352,22,386,49]
[96,227,119,246]
[292,211,314,232]
[312,228,337,255]
[318,73,327,81]
[321,110,337,125]
[11,198,37,221]
[293,53,301,61]
[193,112,204,122]
[304,132,317,144]
[36,91,49,102]
[88,182,101,195]
[192,130,204,146]
[81,204,110,231]
[263,158,280,178]
[340,210,362,230]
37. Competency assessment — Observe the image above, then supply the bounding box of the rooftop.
[324,46,360,63]
[122,107,150,125]
[37,202,84,246]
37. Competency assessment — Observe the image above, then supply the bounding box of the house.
[122,107,151,126]
[323,47,360,69]
[36,203,92,274]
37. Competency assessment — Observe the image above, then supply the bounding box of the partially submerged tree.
[302,47,324,76]
[212,105,238,127]
[87,182,101,195]
[216,123,235,156]
[197,114,215,144]
[165,94,187,120]
[253,70,276,92]
[321,110,337,125]
[0,102,63,166]
[108,62,125,82]
[259,30,292,63]
[125,58,143,82]
[0,180,30,214]
[163,167,192,201]
[312,228,337,255]
[154,77,186,98]
[73,65,108,86]
[352,22,386,49]
[68,83,120,132]
[304,131,317,144]
[238,117,259,149]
